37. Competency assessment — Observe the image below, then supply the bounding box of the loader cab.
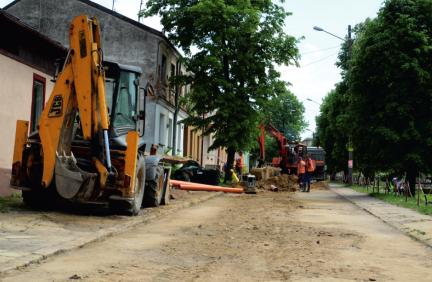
[103,62,146,148]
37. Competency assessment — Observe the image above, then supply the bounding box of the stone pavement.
[0,190,222,274]
[330,183,432,248]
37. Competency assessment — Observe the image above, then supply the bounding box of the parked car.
[172,161,221,186]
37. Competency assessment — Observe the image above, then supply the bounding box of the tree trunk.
[224,147,236,183]
[406,168,416,197]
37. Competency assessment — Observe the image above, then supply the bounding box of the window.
[113,71,137,129]
[30,74,46,132]
[161,55,167,82]
[171,63,175,78]
[168,118,173,147]
[159,113,165,146]
[104,78,116,115]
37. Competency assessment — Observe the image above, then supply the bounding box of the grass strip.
[350,184,432,216]
[0,193,22,212]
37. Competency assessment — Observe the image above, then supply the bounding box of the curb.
[0,191,223,275]
[329,186,432,249]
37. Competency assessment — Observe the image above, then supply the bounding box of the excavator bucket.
[55,153,97,200]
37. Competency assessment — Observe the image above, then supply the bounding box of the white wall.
[0,54,54,169]
[154,104,174,155]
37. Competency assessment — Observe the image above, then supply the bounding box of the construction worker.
[235,152,244,178]
[305,154,316,192]
[297,156,306,191]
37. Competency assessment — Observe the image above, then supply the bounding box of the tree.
[316,83,350,177]
[142,0,300,181]
[349,0,432,194]
[261,81,306,141]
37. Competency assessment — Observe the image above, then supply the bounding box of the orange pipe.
[170,180,243,193]
[170,179,233,188]
[177,184,243,193]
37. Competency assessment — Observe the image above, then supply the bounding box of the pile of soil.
[256,174,298,192]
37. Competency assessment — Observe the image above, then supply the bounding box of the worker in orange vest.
[305,154,316,192]
[297,156,306,191]
[235,152,244,178]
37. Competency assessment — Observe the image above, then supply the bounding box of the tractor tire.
[142,166,164,207]
[22,190,45,209]
[128,157,146,215]
[109,156,145,216]
[22,188,58,210]
[160,167,171,206]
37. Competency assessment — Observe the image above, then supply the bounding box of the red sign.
[348,160,353,169]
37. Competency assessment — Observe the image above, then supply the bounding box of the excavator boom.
[38,15,111,193]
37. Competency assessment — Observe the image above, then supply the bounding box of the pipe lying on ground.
[170,180,243,194]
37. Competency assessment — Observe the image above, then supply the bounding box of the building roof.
[3,0,181,57]
[0,9,66,52]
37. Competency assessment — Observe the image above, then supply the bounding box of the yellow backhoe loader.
[10,15,169,215]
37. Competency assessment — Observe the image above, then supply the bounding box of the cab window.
[113,71,138,128]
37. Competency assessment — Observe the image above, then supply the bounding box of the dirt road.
[1,189,431,281]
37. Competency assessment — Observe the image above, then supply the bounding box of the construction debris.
[250,167,281,181]
[256,174,298,192]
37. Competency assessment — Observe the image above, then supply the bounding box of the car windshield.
[113,71,138,129]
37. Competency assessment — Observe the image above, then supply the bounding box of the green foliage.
[317,0,432,187]
[263,133,278,162]
[261,81,307,141]
[316,83,350,174]
[0,194,22,212]
[349,0,432,187]
[143,0,300,155]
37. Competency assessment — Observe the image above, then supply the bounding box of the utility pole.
[138,0,144,22]
[347,25,353,185]
[112,0,115,11]
[313,24,353,184]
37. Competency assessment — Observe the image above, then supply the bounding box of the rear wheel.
[142,165,165,207]
[110,156,145,216]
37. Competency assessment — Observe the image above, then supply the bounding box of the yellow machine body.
[8,15,159,215]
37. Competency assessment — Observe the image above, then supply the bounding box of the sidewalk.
[0,190,222,274]
[330,183,432,248]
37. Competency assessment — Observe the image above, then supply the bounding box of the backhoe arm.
[39,15,110,189]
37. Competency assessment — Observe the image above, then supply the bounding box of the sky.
[0,0,384,139]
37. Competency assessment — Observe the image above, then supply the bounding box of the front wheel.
[127,156,146,215]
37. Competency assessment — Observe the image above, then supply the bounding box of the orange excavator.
[258,124,307,174]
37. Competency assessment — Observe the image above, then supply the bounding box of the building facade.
[0,10,66,195]
[4,0,227,168]
[4,0,190,156]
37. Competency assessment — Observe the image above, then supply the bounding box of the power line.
[301,45,340,56]
[301,52,339,67]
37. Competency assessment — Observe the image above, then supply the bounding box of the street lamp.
[306,98,321,106]
[313,26,346,41]
[313,24,353,185]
